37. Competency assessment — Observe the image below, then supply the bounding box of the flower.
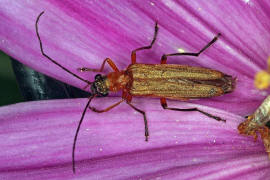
[1,0,270,179]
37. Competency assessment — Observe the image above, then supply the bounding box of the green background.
[0,50,23,106]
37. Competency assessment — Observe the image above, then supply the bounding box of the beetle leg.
[123,92,149,140]
[131,22,159,64]
[160,98,225,122]
[127,102,149,141]
[161,33,221,64]
[122,90,133,103]
[78,58,119,73]
[89,95,149,141]
[89,99,125,112]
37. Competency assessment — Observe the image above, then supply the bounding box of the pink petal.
[0,1,269,114]
[1,98,269,179]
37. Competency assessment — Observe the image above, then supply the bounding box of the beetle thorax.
[106,71,130,92]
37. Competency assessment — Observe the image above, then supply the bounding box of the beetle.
[35,11,235,173]
[238,95,270,158]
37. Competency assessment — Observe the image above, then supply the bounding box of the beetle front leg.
[161,33,221,64]
[160,98,225,122]
[89,99,125,112]
[78,58,119,73]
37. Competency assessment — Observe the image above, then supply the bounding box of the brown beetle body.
[35,11,236,173]
[105,64,234,102]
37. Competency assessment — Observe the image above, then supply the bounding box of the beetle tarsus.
[145,136,149,142]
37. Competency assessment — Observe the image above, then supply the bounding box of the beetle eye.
[95,74,102,80]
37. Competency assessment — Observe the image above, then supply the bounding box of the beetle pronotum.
[35,11,235,173]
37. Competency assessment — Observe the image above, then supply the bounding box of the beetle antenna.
[35,11,92,85]
[72,94,97,173]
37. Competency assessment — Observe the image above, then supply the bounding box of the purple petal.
[0,1,269,114]
[1,98,269,179]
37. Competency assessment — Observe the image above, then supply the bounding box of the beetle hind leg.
[160,98,225,122]
[161,33,221,64]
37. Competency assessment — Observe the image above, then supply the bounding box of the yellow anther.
[254,71,270,89]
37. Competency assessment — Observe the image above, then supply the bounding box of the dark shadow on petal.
[11,58,90,101]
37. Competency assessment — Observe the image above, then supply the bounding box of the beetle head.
[91,74,109,97]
